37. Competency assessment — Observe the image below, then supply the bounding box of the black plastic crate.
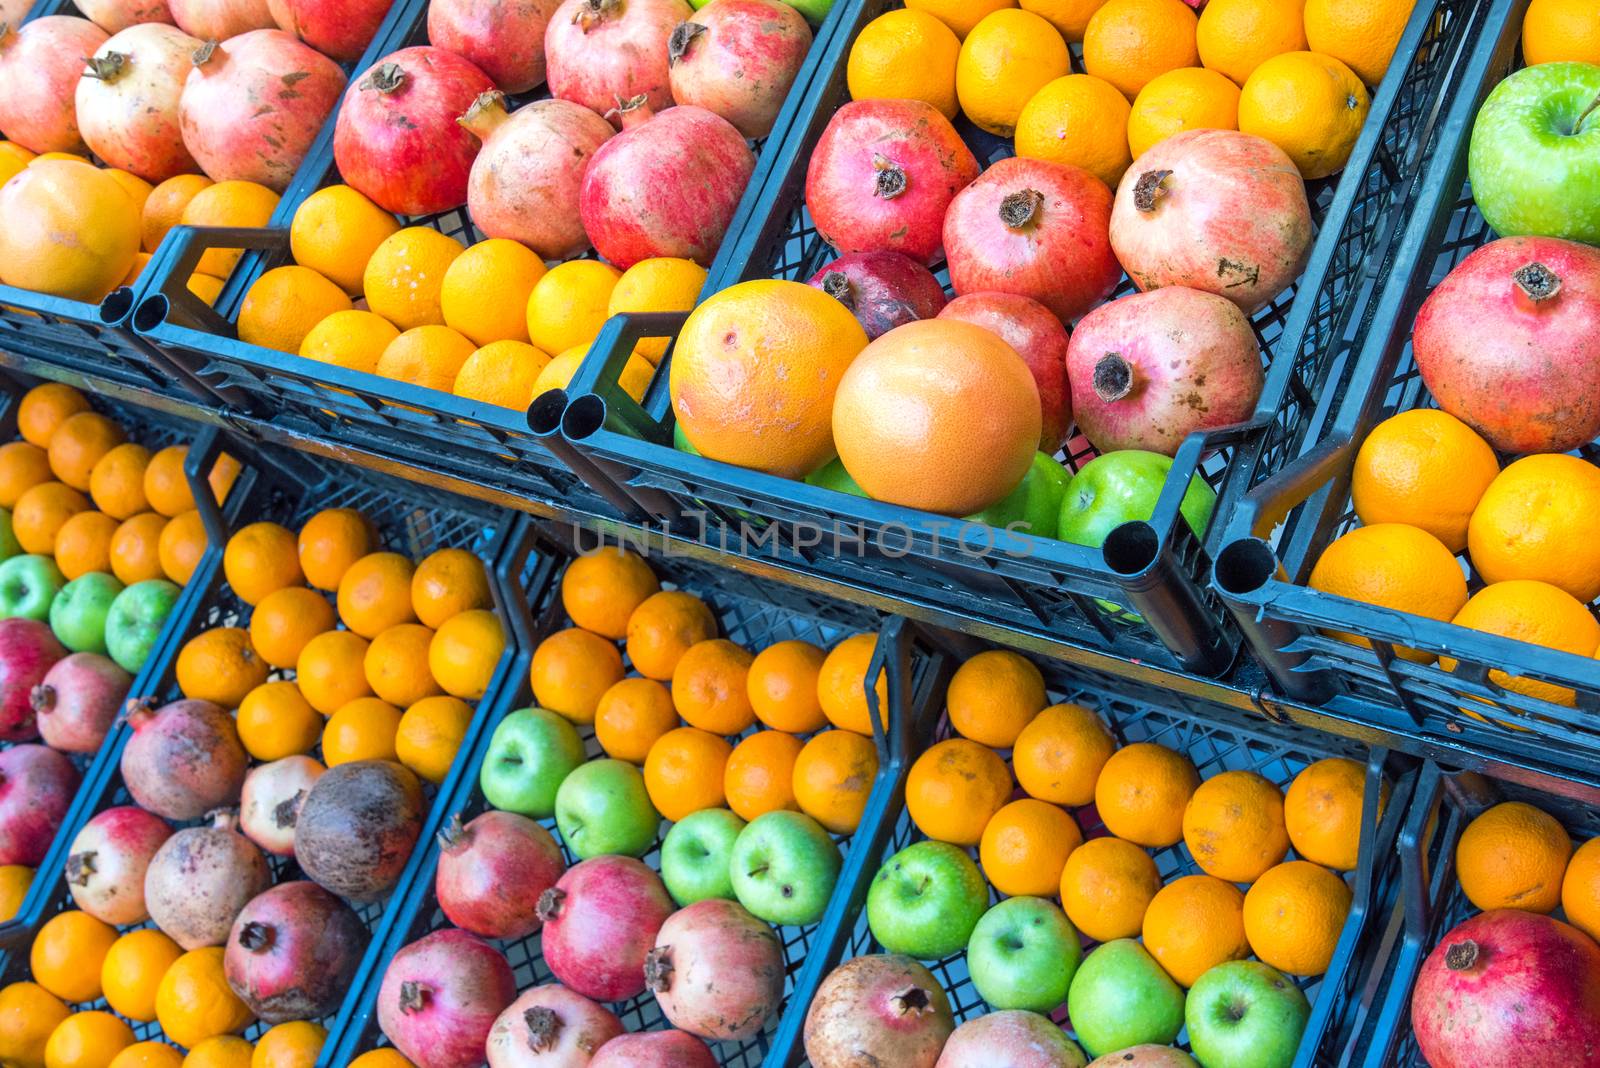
[556,0,1481,679]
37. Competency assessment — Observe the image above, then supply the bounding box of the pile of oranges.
[1451,799,1598,940]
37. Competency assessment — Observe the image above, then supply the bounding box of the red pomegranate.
[168,0,275,45]
[78,0,176,32]
[805,99,980,265]
[32,651,133,753]
[938,292,1072,453]
[804,955,955,1068]
[238,755,324,856]
[808,251,948,341]
[544,0,690,122]
[537,855,675,1002]
[1110,129,1312,315]
[0,17,109,153]
[435,810,565,940]
[578,98,754,268]
[667,0,811,138]
[378,929,517,1068]
[1411,909,1600,1068]
[1413,235,1600,455]
[944,156,1120,324]
[0,618,67,742]
[145,809,272,949]
[590,1032,716,1068]
[935,1011,1085,1067]
[1067,286,1263,456]
[76,25,202,183]
[485,985,624,1068]
[0,744,79,868]
[271,0,392,61]
[121,698,248,820]
[646,899,784,1041]
[334,46,496,215]
[461,93,613,260]
[294,759,424,901]
[65,805,173,926]
[428,0,562,93]
[225,880,367,1022]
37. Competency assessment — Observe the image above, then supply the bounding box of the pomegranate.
[294,759,424,900]
[1411,909,1600,1067]
[378,929,517,1068]
[271,0,391,62]
[0,17,109,154]
[938,292,1072,453]
[1413,235,1600,455]
[0,618,66,743]
[936,1011,1087,1067]
[579,97,754,268]
[238,755,324,856]
[145,809,272,949]
[544,0,690,121]
[537,855,674,1002]
[667,0,811,138]
[121,698,248,820]
[804,955,955,1068]
[485,985,624,1068]
[334,46,496,215]
[65,805,172,925]
[589,1033,716,1068]
[808,251,948,341]
[646,899,783,1041]
[436,810,565,940]
[428,0,561,93]
[806,99,980,265]
[0,745,79,868]
[1066,287,1263,456]
[77,0,176,33]
[32,652,133,754]
[225,880,367,1022]
[1086,1050,1196,1068]
[1110,129,1312,315]
[460,93,613,260]
[168,0,275,43]
[77,25,202,182]
[179,29,346,190]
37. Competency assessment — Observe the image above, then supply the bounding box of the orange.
[363,226,464,331]
[1020,0,1109,40]
[594,677,679,763]
[792,729,879,834]
[956,9,1073,137]
[724,730,803,821]
[1012,702,1118,806]
[238,266,353,354]
[88,442,150,519]
[110,513,169,585]
[180,1036,252,1068]
[1238,51,1370,179]
[1015,74,1133,188]
[905,0,1015,38]
[531,627,625,724]
[290,184,400,296]
[13,482,90,555]
[1196,0,1307,86]
[300,310,400,375]
[1285,757,1388,871]
[143,446,239,518]
[1307,523,1470,663]
[905,738,1012,846]
[524,260,622,355]
[177,627,270,708]
[1468,454,1600,604]
[411,547,490,629]
[0,441,53,508]
[1182,769,1291,883]
[337,552,418,638]
[817,633,889,735]
[1243,860,1353,976]
[643,726,732,821]
[747,640,828,733]
[0,865,30,921]
[625,590,718,681]
[1351,409,1498,553]
[365,623,442,707]
[375,325,477,392]
[671,638,756,735]
[1455,800,1572,913]
[54,511,118,580]
[0,161,139,302]
[1442,580,1600,709]
[1060,836,1162,941]
[349,1053,413,1068]
[979,798,1084,897]
[296,630,374,714]
[560,548,660,640]
[0,982,69,1068]
[251,1021,325,1068]
[1094,742,1200,847]
[17,383,90,448]
[1083,0,1200,99]
[440,239,546,347]
[1562,837,1600,942]
[42,1010,133,1068]
[297,508,377,591]
[1127,66,1242,158]
[429,609,505,700]
[396,694,472,784]
[224,522,303,606]
[101,929,183,1023]
[249,587,336,669]
[946,649,1047,748]
[607,258,709,365]
[109,1042,184,1068]
[32,909,119,1003]
[1305,0,1417,85]
[106,171,153,221]
[847,9,962,120]
[156,948,253,1050]
[180,180,279,278]
[451,340,552,410]
[158,511,208,585]
[47,412,126,491]
[1143,874,1250,987]
[321,697,403,765]
[237,681,322,761]
[142,173,214,254]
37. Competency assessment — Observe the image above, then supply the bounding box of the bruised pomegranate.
[936,1010,1087,1067]
[145,809,271,949]
[294,759,424,900]
[121,698,248,820]
[537,855,674,1002]
[461,93,613,260]
[77,24,202,182]
[378,929,517,1068]
[225,880,367,1022]
[32,652,133,754]
[589,1033,716,1068]
[0,618,66,742]
[428,0,561,93]
[239,755,324,856]
[0,17,109,154]
[168,0,275,45]
[808,252,947,340]
[78,0,176,32]
[1110,129,1312,315]
[1067,287,1263,456]
[0,745,79,868]
[436,810,565,940]
[667,0,811,138]
[804,955,954,1068]
[1413,235,1600,455]
[545,0,690,121]
[938,292,1072,453]
[806,99,979,265]
[485,985,623,1068]
[271,0,391,61]
[334,46,496,215]
[65,805,172,925]
[646,899,783,1041]
[1411,909,1600,1067]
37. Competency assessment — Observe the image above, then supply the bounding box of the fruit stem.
[1093,352,1135,403]
[1444,939,1479,971]
[523,1006,562,1054]
[191,40,218,66]
[237,921,274,953]
[820,271,855,309]
[363,62,406,95]
[83,52,128,82]
[271,791,303,829]
[398,980,429,1015]
[65,850,94,887]
[575,0,621,32]
[607,94,654,130]
[998,189,1044,231]
[536,886,566,923]
[1576,91,1600,135]
[871,154,907,200]
[456,90,508,139]
[208,807,240,832]
[668,21,706,66]
[1133,169,1174,213]
[29,684,55,713]
[643,946,674,993]
[892,986,933,1017]
[1512,261,1562,309]
[118,695,156,729]
[435,812,468,852]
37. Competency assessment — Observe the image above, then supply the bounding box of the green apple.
[967,896,1082,1013]
[866,840,988,959]
[970,453,1073,538]
[0,555,66,622]
[1067,939,1186,1058]
[1058,450,1215,550]
[776,0,832,23]
[672,422,701,455]
[105,578,179,673]
[805,458,867,497]
[0,510,20,562]
[1185,960,1309,1068]
[661,808,745,905]
[49,572,124,654]
[481,707,585,818]
[553,758,659,859]
[730,810,841,925]
[1468,62,1600,246]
